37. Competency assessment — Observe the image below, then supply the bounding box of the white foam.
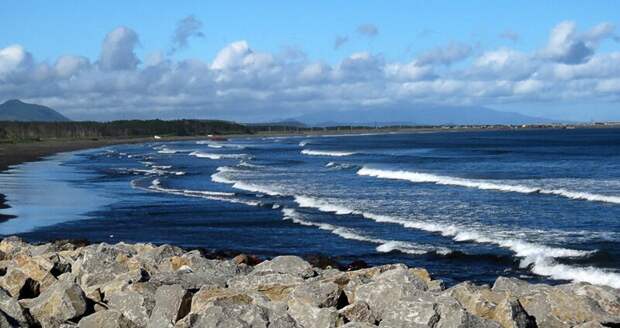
[295,195,356,215]
[210,167,282,196]
[325,162,358,170]
[291,195,620,287]
[357,167,620,205]
[301,149,356,157]
[239,161,264,168]
[119,168,186,176]
[190,151,247,160]
[299,140,310,147]
[281,209,434,255]
[139,178,259,206]
[157,148,178,154]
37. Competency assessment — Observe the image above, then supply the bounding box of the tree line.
[0,120,252,141]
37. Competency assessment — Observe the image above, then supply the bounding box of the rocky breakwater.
[0,237,618,328]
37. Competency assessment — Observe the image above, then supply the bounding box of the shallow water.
[1,128,619,287]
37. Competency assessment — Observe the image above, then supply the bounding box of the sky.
[1,1,619,122]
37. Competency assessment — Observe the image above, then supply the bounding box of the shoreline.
[0,236,617,327]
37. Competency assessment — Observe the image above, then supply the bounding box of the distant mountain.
[247,119,308,128]
[0,99,70,122]
[295,104,555,126]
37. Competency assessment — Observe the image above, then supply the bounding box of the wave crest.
[301,149,355,157]
[357,167,620,205]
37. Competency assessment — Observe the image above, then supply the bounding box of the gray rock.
[148,284,192,328]
[287,298,342,328]
[227,273,303,302]
[106,290,151,327]
[573,321,607,328]
[435,296,501,328]
[447,281,534,328]
[0,287,32,325]
[341,323,375,328]
[288,280,341,308]
[252,256,315,278]
[78,310,138,328]
[0,311,12,328]
[338,301,376,324]
[23,279,87,328]
[351,275,426,319]
[176,301,270,328]
[150,271,225,290]
[379,297,439,328]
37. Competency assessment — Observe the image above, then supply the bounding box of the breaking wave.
[325,162,361,170]
[210,167,282,196]
[292,194,620,288]
[190,151,248,160]
[116,168,185,176]
[281,208,445,255]
[135,178,259,206]
[357,167,620,205]
[301,149,356,157]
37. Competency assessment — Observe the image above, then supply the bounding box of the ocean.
[1,128,619,288]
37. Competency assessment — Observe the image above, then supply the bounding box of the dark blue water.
[1,128,620,288]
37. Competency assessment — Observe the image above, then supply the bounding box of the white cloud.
[55,55,90,77]
[0,45,32,78]
[540,21,615,64]
[1,21,620,121]
[99,26,140,71]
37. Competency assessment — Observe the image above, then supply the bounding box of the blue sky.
[1,1,619,121]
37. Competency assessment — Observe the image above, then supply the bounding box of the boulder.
[175,302,270,328]
[338,301,377,324]
[251,256,315,278]
[435,295,501,328]
[493,277,620,327]
[379,298,440,328]
[0,267,38,298]
[447,281,535,328]
[147,284,192,327]
[0,237,30,259]
[0,311,13,328]
[288,280,342,308]
[22,279,87,328]
[106,289,152,327]
[0,287,32,326]
[227,273,303,302]
[341,323,375,328]
[349,267,428,319]
[287,298,342,328]
[77,310,137,328]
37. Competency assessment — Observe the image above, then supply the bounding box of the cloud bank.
[0,20,618,121]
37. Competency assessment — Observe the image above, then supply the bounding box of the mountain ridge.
[0,99,70,122]
[293,104,557,126]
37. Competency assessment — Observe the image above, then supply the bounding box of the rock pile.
[0,236,618,327]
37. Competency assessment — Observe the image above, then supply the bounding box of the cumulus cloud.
[357,24,379,37]
[0,45,33,78]
[417,42,472,65]
[540,21,615,64]
[1,21,620,121]
[99,26,140,71]
[333,35,348,49]
[171,15,204,52]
